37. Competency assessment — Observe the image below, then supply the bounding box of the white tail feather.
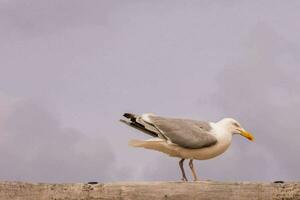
[128,138,165,147]
[128,139,145,147]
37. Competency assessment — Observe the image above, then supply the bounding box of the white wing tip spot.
[141,113,155,123]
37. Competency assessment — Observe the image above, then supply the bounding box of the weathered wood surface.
[0,181,299,200]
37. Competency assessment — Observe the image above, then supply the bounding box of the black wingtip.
[87,182,98,184]
[123,113,134,119]
[123,113,132,119]
[120,119,129,124]
[274,181,285,184]
[123,113,138,123]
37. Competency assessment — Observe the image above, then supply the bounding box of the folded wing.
[146,115,217,149]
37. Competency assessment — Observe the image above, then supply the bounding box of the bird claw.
[181,178,188,182]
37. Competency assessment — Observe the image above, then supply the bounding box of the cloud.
[135,25,300,182]
[0,0,119,37]
[1,1,300,183]
[0,98,124,183]
[212,25,300,180]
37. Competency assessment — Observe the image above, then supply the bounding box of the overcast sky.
[1,0,300,183]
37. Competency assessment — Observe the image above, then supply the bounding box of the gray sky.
[1,0,300,183]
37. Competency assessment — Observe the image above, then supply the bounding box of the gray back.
[148,116,217,149]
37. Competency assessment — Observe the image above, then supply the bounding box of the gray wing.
[147,116,217,149]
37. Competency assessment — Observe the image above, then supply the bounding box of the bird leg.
[189,159,198,181]
[179,159,188,181]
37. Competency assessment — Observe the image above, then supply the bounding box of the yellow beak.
[238,128,254,141]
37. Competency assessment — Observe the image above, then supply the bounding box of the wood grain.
[0,181,299,200]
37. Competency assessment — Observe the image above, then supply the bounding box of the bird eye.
[233,122,240,127]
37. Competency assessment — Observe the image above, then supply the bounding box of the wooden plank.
[0,181,299,200]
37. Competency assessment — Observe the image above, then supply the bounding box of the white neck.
[210,122,232,145]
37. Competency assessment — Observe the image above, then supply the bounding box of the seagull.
[120,113,254,181]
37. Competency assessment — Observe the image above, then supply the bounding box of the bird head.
[218,118,254,141]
